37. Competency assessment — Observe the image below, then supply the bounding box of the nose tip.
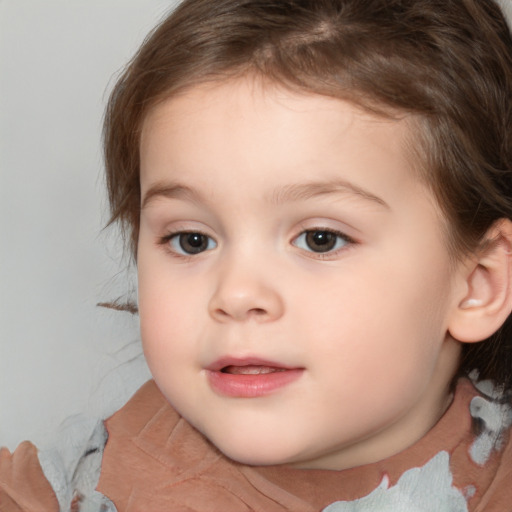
[208,282,284,323]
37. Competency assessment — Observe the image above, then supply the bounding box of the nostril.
[250,308,267,316]
[209,289,283,322]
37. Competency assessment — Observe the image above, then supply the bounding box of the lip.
[206,357,304,398]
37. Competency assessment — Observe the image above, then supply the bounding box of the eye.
[167,232,217,255]
[292,229,352,254]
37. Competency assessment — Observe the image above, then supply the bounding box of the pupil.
[180,233,207,253]
[186,233,203,247]
[306,231,336,252]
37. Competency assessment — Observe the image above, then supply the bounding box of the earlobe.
[448,219,512,343]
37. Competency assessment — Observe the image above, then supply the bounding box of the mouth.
[220,364,288,375]
[207,356,298,372]
[206,357,304,398]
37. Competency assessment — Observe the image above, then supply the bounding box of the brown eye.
[169,232,217,255]
[305,231,337,252]
[293,229,351,254]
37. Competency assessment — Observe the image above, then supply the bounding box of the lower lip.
[206,368,304,398]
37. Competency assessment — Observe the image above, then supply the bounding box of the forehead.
[140,78,421,193]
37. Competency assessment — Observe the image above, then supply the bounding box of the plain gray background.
[0,0,180,451]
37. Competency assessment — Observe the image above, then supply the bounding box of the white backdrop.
[0,0,180,451]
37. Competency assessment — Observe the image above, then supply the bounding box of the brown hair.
[103,0,512,388]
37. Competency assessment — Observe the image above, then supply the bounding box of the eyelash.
[158,228,356,259]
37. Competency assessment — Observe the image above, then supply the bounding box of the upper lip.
[206,356,301,372]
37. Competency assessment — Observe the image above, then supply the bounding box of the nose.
[208,262,285,323]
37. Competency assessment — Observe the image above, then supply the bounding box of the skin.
[136,78,466,470]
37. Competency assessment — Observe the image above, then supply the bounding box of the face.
[137,78,464,470]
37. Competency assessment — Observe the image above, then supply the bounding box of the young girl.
[2,0,512,510]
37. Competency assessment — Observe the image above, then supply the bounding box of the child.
[2,0,512,510]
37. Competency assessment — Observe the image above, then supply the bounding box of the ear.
[448,219,512,343]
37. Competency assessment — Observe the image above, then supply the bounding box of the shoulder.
[0,406,127,512]
[426,377,512,511]
[475,431,512,512]
[37,415,116,511]
[468,378,512,511]
[0,381,161,512]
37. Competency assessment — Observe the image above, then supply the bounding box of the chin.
[223,449,289,467]
[211,436,302,467]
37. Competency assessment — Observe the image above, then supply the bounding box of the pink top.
[1,378,511,511]
[97,378,512,511]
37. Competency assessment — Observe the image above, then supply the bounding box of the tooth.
[224,365,285,375]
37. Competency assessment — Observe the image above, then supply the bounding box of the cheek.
[297,254,453,374]
[137,257,193,366]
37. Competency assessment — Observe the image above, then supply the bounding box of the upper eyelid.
[160,224,216,239]
[293,225,356,242]
[292,229,355,244]
[162,228,211,238]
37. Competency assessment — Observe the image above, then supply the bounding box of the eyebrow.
[142,183,198,209]
[268,179,389,209]
[141,178,389,210]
